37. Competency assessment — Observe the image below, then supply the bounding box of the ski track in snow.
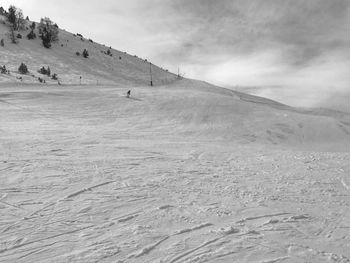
[133,236,169,258]
[1,85,350,262]
[340,179,350,191]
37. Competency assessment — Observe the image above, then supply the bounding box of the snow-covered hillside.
[1,10,350,263]
[0,15,176,86]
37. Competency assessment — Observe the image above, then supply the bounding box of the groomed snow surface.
[1,81,350,263]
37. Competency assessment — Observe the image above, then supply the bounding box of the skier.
[126,90,131,98]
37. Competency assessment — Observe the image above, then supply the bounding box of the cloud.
[153,0,350,109]
[160,0,350,62]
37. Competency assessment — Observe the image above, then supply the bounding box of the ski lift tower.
[149,62,153,86]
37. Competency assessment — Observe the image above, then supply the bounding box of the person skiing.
[126,90,131,98]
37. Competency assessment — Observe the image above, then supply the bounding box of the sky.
[2,0,350,108]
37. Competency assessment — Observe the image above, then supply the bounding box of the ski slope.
[1,80,350,263]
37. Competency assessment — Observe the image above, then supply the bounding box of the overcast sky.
[2,0,350,108]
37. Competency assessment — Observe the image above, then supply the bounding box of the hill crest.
[0,12,177,86]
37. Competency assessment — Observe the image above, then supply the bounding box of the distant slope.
[0,15,177,85]
[143,79,350,151]
[2,79,350,151]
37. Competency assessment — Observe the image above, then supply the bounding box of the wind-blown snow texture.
[1,81,350,263]
[1,14,350,263]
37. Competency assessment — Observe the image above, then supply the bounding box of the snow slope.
[1,82,350,263]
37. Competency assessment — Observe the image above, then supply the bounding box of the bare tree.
[16,9,26,31]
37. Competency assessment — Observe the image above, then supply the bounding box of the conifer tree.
[18,63,28,74]
[8,6,17,29]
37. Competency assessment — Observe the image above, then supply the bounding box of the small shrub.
[77,33,83,37]
[18,63,28,74]
[27,30,36,39]
[1,65,10,74]
[1,65,8,74]
[38,77,46,83]
[30,22,36,30]
[38,66,50,76]
[16,33,22,39]
[51,73,58,80]
[82,49,89,58]
[42,35,52,48]
[0,6,5,15]
[0,39,4,47]
[39,66,47,75]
